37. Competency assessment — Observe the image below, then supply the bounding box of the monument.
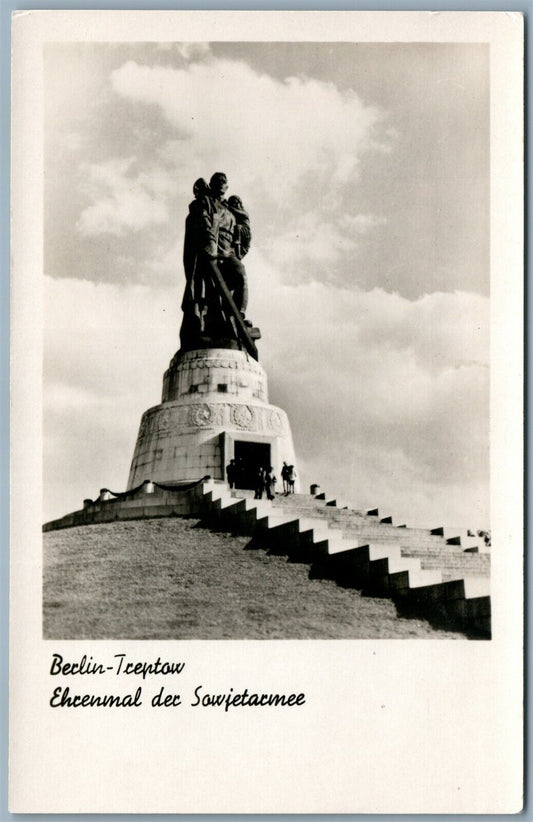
[126,173,299,492]
[43,174,491,641]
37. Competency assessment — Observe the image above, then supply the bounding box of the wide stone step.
[401,575,490,601]
[336,521,445,537]
[387,568,444,590]
[340,531,448,548]
[440,571,487,582]
[402,549,490,573]
[422,566,490,579]
[270,497,365,516]
[290,512,370,528]
[400,546,491,561]
[417,556,490,572]
[266,516,331,541]
[266,492,330,507]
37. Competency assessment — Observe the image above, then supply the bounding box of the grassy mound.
[44,518,463,639]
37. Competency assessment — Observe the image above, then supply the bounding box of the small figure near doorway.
[281,461,290,495]
[287,465,296,494]
[265,467,277,500]
[226,459,237,489]
[254,466,265,499]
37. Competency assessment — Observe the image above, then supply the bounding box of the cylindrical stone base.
[127,348,299,492]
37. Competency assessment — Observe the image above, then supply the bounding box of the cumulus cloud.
[109,57,385,202]
[176,42,211,61]
[44,276,178,518]
[76,157,174,236]
[266,211,388,279]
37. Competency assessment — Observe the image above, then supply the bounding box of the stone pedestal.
[127,348,299,491]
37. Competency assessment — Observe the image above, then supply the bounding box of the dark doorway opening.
[234,441,271,490]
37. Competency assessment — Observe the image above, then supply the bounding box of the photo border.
[5,1,528,818]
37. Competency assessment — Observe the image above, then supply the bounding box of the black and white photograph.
[10,10,523,814]
[41,37,494,640]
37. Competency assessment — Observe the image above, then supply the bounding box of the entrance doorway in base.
[233,441,271,490]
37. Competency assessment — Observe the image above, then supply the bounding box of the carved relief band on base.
[135,400,290,448]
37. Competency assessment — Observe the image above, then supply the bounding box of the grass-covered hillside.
[43,518,463,639]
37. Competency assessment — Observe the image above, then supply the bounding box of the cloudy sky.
[43,41,490,528]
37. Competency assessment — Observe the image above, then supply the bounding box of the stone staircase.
[42,478,491,638]
[199,482,491,638]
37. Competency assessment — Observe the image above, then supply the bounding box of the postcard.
[10,10,523,813]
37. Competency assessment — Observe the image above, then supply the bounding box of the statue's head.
[193,178,208,198]
[209,172,228,198]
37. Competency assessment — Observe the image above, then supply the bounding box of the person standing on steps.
[265,467,277,500]
[281,461,290,495]
[226,459,237,489]
[287,465,296,494]
[254,466,265,500]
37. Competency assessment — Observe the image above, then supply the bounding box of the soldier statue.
[179,172,257,356]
